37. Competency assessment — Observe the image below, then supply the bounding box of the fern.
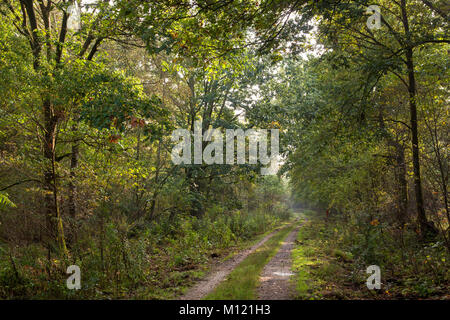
[0,192,16,209]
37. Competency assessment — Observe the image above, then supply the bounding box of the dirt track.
[179,229,280,300]
[257,226,300,300]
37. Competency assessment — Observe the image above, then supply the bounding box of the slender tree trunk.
[379,113,409,224]
[134,126,142,217]
[43,98,56,241]
[405,48,430,234]
[426,120,450,226]
[68,127,79,219]
[400,0,436,237]
[68,122,79,245]
[149,140,162,220]
[20,0,68,254]
[436,146,450,227]
[395,143,408,225]
[43,98,68,254]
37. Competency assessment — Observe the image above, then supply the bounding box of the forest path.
[179,227,284,300]
[256,225,300,300]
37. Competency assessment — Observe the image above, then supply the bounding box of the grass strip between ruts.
[204,222,297,300]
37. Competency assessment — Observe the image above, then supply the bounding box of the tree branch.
[0,179,42,192]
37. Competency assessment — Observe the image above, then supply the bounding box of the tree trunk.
[68,123,79,245]
[426,119,450,227]
[134,126,142,217]
[378,113,408,224]
[149,140,162,220]
[43,98,68,254]
[20,0,68,254]
[395,143,408,225]
[68,126,79,219]
[400,0,436,238]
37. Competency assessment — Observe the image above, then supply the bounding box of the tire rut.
[257,225,300,300]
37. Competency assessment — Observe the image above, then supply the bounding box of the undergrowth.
[0,206,291,299]
[292,210,450,300]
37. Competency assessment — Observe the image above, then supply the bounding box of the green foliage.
[0,192,16,209]
[0,0,448,300]
[0,195,290,299]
